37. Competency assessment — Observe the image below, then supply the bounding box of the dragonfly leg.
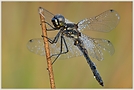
[51,35,69,65]
[42,30,62,44]
[40,21,55,29]
[42,27,66,44]
[41,27,68,64]
[41,35,53,43]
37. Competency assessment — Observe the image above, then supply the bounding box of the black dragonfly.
[27,7,120,86]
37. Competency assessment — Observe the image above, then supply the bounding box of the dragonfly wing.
[27,38,46,56]
[27,37,82,60]
[39,8,55,30]
[39,7,74,30]
[80,33,114,61]
[27,38,64,56]
[27,35,114,61]
[77,9,120,32]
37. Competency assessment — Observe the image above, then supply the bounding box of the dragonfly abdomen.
[74,38,104,86]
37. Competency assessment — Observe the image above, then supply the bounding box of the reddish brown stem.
[38,7,56,89]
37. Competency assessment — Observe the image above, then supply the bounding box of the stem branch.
[38,7,56,89]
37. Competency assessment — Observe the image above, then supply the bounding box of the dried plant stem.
[38,7,56,89]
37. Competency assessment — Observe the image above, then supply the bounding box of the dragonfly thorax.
[66,23,78,30]
[51,14,65,29]
[62,29,81,39]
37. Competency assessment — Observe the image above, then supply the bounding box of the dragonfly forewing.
[39,7,74,30]
[78,9,120,32]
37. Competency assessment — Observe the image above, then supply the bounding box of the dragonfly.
[27,7,120,86]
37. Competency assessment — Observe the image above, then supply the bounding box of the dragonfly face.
[51,14,66,29]
[51,14,80,40]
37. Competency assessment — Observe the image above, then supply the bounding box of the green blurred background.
[2,2,132,88]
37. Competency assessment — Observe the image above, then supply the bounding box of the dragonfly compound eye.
[51,14,65,29]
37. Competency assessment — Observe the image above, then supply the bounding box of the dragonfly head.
[51,14,65,29]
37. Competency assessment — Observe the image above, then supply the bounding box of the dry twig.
[38,7,56,89]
